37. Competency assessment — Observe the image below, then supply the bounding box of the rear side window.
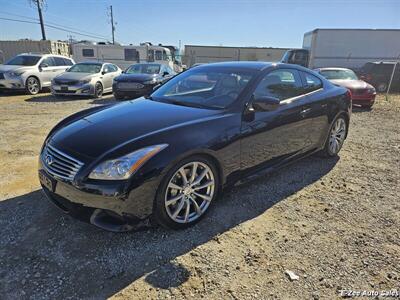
[53,57,66,66]
[82,49,94,57]
[302,72,323,93]
[41,57,56,66]
[108,64,118,72]
[254,69,304,100]
[63,58,74,66]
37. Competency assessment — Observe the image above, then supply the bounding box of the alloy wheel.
[164,161,215,224]
[329,117,346,154]
[95,83,103,98]
[27,77,40,95]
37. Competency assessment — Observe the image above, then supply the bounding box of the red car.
[316,68,376,109]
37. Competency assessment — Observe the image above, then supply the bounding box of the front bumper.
[51,83,94,96]
[113,82,154,99]
[0,78,25,90]
[39,161,160,231]
[352,94,376,106]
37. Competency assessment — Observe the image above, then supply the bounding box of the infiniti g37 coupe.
[39,62,351,231]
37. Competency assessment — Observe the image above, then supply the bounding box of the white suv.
[0,53,75,95]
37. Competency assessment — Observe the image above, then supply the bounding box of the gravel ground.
[0,91,399,299]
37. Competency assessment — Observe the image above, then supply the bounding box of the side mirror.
[121,70,125,74]
[163,71,169,77]
[101,71,106,75]
[39,63,48,71]
[251,95,280,112]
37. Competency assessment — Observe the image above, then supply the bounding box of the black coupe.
[112,63,175,100]
[39,62,351,232]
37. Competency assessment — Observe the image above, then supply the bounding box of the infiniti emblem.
[45,154,54,166]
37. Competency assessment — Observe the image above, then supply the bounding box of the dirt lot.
[0,91,399,299]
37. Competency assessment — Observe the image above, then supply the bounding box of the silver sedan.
[51,62,121,98]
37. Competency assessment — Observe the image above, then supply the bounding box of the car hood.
[0,65,34,73]
[50,98,220,159]
[329,79,372,90]
[115,73,158,82]
[55,72,98,81]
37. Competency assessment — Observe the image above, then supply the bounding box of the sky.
[0,0,399,49]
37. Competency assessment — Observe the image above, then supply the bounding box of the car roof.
[18,53,70,58]
[78,61,105,65]
[194,61,287,71]
[318,67,353,71]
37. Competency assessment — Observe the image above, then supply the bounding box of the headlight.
[143,79,157,84]
[7,71,24,77]
[80,79,91,85]
[88,144,168,180]
[367,88,376,94]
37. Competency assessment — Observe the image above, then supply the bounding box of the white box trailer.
[281,29,400,70]
[0,40,70,64]
[71,43,175,70]
[184,45,289,67]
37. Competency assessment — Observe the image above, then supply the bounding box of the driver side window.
[254,69,303,101]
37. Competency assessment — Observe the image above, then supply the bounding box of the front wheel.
[93,82,103,98]
[25,77,40,95]
[321,115,348,157]
[154,156,220,229]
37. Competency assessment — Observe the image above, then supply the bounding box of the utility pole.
[35,0,46,40]
[110,5,115,44]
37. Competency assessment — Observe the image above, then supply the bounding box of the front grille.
[118,82,144,90]
[0,73,4,80]
[54,79,79,85]
[55,90,76,94]
[351,88,367,95]
[41,144,84,180]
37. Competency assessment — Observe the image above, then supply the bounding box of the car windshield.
[5,55,41,66]
[126,64,161,74]
[67,63,102,73]
[150,67,255,109]
[320,69,358,80]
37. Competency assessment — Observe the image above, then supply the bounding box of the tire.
[25,76,41,95]
[114,94,124,101]
[377,82,387,92]
[321,115,348,157]
[93,82,103,98]
[154,155,220,230]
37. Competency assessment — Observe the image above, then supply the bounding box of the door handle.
[300,108,312,116]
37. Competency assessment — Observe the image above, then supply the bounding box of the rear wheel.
[93,82,103,98]
[154,156,219,229]
[25,77,40,95]
[321,115,348,157]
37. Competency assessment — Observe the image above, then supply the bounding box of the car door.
[53,56,70,75]
[38,57,57,87]
[240,68,313,172]
[299,71,329,148]
[101,64,114,91]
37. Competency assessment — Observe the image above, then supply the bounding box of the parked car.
[316,67,376,108]
[51,62,121,98]
[113,63,175,100]
[358,61,400,92]
[39,62,351,232]
[0,53,74,95]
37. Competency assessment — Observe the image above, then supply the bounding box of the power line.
[0,17,109,40]
[0,11,109,40]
